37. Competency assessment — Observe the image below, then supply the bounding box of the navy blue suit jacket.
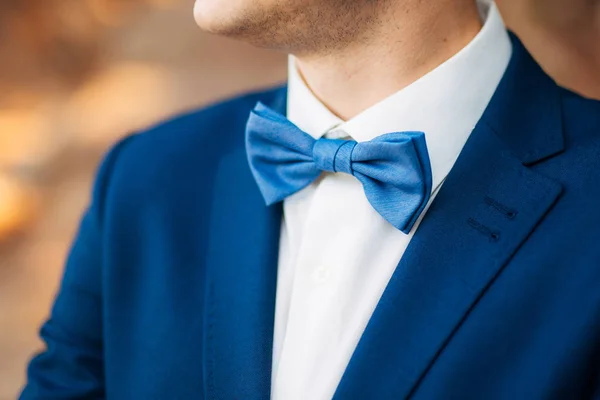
[21,35,600,399]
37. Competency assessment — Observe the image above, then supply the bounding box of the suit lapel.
[334,35,565,399]
[203,90,286,400]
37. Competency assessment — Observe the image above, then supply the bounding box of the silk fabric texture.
[246,103,433,234]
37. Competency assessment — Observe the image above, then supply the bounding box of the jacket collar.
[479,32,565,165]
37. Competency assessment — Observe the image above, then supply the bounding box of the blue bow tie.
[245,102,433,234]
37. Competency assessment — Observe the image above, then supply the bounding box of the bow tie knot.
[245,102,433,234]
[313,139,356,175]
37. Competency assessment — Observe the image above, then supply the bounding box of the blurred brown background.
[0,0,598,398]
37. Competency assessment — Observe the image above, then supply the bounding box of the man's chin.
[192,0,294,50]
[193,1,234,34]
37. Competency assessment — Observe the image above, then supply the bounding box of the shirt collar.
[286,0,512,192]
[287,59,344,138]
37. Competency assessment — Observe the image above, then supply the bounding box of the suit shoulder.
[132,85,285,155]
[109,85,285,169]
[100,85,285,198]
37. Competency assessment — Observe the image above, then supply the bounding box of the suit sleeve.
[19,134,137,400]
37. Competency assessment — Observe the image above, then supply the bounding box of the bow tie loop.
[313,139,356,175]
[246,102,433,234]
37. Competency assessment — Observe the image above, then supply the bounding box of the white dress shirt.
[270,1,512,399]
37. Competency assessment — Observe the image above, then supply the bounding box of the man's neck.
[293,1,483,120]
[497,0,600,98]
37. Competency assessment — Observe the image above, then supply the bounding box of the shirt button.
[311,266,331,284]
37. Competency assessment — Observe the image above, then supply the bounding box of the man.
[20,0,600,399]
